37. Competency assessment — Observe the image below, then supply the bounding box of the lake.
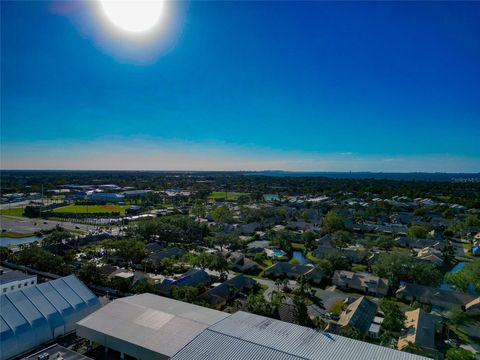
[0,235,44,247]
[292,250,311,265]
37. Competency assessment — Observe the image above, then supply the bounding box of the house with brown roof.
[416,247,444,266]
[397,308,440,359]
[333,270,390,297]
[327,296,378,336]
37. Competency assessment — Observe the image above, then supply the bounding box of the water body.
[292,250,311,265]
[0,235,44,246]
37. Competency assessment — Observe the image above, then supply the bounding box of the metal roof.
[76,293,229,360]
[0,275,100,360]
[171,311,430,360]
[0,266,36,285]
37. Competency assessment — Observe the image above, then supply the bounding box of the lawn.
[0,207,25,217]
[52,204,130,215]
[208,191,249,201]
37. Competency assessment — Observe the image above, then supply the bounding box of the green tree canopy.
[321,211,345,233]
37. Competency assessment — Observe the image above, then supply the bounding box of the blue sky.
[2,1,480,171]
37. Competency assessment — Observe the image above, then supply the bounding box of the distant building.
[264,262,324,285]
[0,267,37,294]
[86,192,124,203]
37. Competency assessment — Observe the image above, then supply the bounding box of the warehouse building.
[77,294,429,360]
[0,275,100,360]
[76,293,229,360]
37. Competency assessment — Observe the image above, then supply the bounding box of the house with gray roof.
[333,271,390,297]
[396,282,478,311]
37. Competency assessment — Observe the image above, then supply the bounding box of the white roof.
[76,293,229,359]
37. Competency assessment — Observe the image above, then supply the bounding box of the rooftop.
[0,267,36,285]
[76,293,229,359]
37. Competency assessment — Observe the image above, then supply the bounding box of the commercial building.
[0,266,37,294]
[76,293,230,360]
[77,294,430,360]
[0,275,100,360]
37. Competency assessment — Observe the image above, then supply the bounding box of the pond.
[292,250,311,265]
[0,235,44,247]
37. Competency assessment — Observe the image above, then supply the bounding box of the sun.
[99,0,164,34]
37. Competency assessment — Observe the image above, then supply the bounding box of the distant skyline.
[1,1,480,172]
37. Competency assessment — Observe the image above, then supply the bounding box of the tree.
[332,230,351,249]
[464,215,480,227]
[372,251,441,288]
[173,286,199,303]
[448,307,468,330]
[0,246,10,261]
[322,211,345,233]
[341,327,363,340]
[77,262,105,286]
[114,239,147,264]
[408,225,428,239]
[246,293,274,316]
[445,348,475,360]
[190,202,206,218]
[446,262,480,292]
[301,231,316,251]
[270,229,293,253]
[376,235,395,251]
[211,206,234,224]
[442,208,455,219]
[380,300,405,333]
[291,275,315,326]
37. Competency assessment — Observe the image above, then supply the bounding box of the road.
[0,215,104,235]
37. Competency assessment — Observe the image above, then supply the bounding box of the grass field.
[52,204,130,215]
[0,207,25,217]
[1,231,35,238]
[208,191,249,201]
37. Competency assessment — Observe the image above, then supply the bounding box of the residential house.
[146,247,186,268]
[156,268,210,296]
[416,247,444,266]
[465,298,480,316]
[396,283,478,311]
[264,262,324,285]
[333,271,390,297]
[397,309,440,359]
[395,237,442,250]
[228,252,262,275]
[328,296,378,336]
[200,275,256,309]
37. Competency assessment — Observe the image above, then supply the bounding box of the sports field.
[0,208,25,217]
[208,191,249,200]
[52,204,130,215]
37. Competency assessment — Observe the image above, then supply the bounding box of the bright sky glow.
[99,0,164,33]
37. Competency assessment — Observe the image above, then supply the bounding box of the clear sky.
[1,1,480,172]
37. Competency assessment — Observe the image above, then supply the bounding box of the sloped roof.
[337,296,378,334]
[171,311,429,360]
[398,309,437,351]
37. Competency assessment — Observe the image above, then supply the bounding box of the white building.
[0,267,37,294]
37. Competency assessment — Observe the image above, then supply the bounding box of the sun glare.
[99,0,164,34]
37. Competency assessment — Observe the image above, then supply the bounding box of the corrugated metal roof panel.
[172,311,429,360]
